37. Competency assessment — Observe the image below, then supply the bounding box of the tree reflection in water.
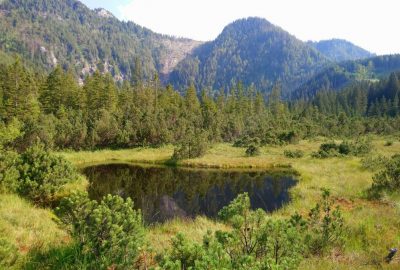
[83,164,297,223]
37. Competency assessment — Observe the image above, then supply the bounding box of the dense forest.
[1,58,400,152]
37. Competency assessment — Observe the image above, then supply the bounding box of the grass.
[59,146,174,167]
[2,137,399,269]
[0,194,69,269]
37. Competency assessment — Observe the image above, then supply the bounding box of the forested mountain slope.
[0,0,202,82]
[307,39,374,62]
[168,17,330,95]
[294,54,400,98]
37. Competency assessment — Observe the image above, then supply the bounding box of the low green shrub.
[384,141,393,146]
[17,144,79,205]
[245,144,260,157]
[368,155,400,198]
[312,139,372,159]
[284,149,304,158]
[160,190,344,269]
[361,155,389,171]
[0,150,20,193]
[159,193,303,270]
[56,193,145,269]
[304,189,345,255]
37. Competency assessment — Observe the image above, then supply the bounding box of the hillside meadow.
[1,137,399,269]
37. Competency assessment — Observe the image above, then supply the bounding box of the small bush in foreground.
[304,189,345,255]
[17,144,79,205]
[56,193,145,269]
[284,149,304,158]
[159,194,301,269]
[368,155,400,198]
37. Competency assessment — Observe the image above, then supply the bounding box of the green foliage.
[233,135,261,148]
[384,140,393,146]
[160,193,304,270]
[360,155,389,171]
[308,39,373,62]
[304,189,345,255]
[369,155,400,198]
[284,149,304,159]
[56,193,145,269]
[0,119,22,193]
[172,131,209,160]
[0,150,20,193]
[245,145,260,157]
[312,139,372,158]
[278,131,300,145]
[171,17,328,95]
[17,144,79,205]
[0,238,20,268]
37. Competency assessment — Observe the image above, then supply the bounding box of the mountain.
[168,17,329,95]
[1,0,399,99]
[293,54,400,98]
[307,39,374,62]
[0,0,202,82]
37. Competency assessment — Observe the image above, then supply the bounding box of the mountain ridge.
[307,39,375,62]
[0,0,398,98]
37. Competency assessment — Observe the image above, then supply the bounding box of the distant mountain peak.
[308,39,375,62]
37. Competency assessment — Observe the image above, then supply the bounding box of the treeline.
[1,59,400,151]
[312,72,400,117]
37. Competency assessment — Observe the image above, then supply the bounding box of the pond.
[82,164,297,223]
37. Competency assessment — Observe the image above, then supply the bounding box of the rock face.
[159,39,203,81]
[95,8,114,19]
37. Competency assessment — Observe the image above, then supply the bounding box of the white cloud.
[117,0,400,55]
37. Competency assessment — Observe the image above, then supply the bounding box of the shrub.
[245,144,260,157]
[0,150,20,193]
[384,141,393,147]
[278,131,300,144]
[350,137,373,156]
[56,193,145,269]
[368,155,400,198]
[302,189,345,255]
[17,144,79,205]
[261,131,300,146]
[312,139,372,159]
[284,149,304,158]
[161,193,303,270]
[361,155,389,171]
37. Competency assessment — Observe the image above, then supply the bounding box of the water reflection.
[83,164,297,223]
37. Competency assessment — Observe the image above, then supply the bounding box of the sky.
[80,0,400,55]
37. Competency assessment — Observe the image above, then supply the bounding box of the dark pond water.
[82,164,297,223]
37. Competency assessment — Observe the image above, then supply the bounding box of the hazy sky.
[81,0,400,55]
